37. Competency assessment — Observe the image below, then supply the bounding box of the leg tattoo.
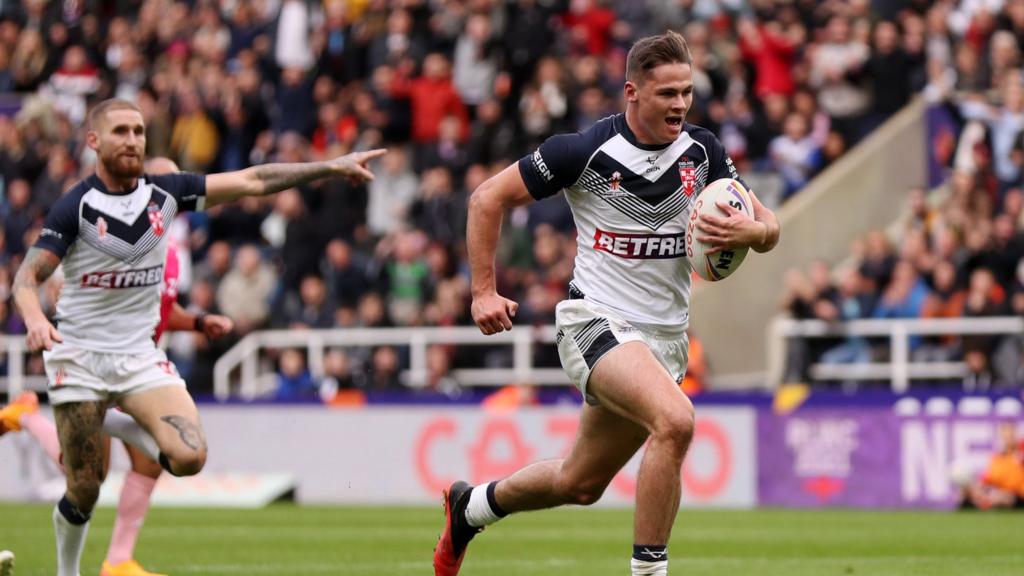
[160,415,206,451]
[54,401,108,510]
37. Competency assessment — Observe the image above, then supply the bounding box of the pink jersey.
[154,240,182,342]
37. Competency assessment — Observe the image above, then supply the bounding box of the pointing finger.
[357,149,387,163]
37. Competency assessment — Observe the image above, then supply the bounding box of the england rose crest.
[610,171,622,192]
[678,158,697,197]
[147,201,164,236]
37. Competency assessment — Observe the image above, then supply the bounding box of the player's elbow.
[468,179,503,214]
[470,169,530,213]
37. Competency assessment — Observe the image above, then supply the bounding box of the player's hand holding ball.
[688,178,767,281]
[472,292,519,335]
[330,149,388,184]
[694,179,767,253]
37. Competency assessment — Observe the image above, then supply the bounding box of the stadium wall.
[690,99,929,388]
[1,401,1014,509]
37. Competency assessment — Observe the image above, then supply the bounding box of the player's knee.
[66,476,103,511]
[167,449,207,476]
[652,404,696,453]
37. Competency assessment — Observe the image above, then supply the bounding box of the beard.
[101,151,145,180]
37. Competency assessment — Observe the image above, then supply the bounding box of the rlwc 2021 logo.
[81,265,165,289]
[593,228,686,259]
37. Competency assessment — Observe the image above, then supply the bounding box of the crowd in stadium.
[782,0,1024,390]
[0,0,1021,396]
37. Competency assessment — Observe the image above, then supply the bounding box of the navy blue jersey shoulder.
[518,114,620,200]
[34,181,89,258]
[147,172,206,211]
[684,123,746,187]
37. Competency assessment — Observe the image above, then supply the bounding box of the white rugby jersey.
[518,114,745,328]
[35,173,206,353]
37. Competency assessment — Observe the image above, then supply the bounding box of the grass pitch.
[2,503,1022,575]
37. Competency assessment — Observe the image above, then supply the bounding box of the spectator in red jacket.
[738,17,799,99]
[400,53,469,145]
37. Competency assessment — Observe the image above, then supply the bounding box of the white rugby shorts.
[555,298,689,405]
[43,344,186,405]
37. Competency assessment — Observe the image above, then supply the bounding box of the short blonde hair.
[87,98,142,130]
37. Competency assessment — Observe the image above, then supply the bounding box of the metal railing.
[211,325,567,400]
[768,316,1024,392]
[0,336,48,397]
[6,317,1021,399]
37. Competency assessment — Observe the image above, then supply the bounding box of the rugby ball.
[685,178,754,282]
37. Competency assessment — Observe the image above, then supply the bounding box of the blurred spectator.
[864,20,918,126]
[10,29,49,92]
[402,52,468,146]
[39,45,98,127]
[818,267,875,366]
[957,422,1024,510]
[274,348,318,401]
[916,260,967,362]
[273,0,318,71]
[425,343,461,396]
[2,179,36,257]
[410,166,465,245]
[216,244,277,335]
[383,230,430,326]
[961,268,1010,390]
[737,16,799,99]
[859,230,897,291]
[282,274,335,329]
[958,72,1024,189]
[770,112,821,198]
[452,13,499,108]
[873,260,930,322]
[318,348,358,398]
[170,87,219,172]
[322,238,373,311]
[367,345,402,391]
[367,147,419,237]
[809,16,870,142]
[193,240,232,286]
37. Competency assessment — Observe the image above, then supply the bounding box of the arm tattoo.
[161,415,207,451]
[13,247,62,319]
[13,247,61,290]
[252,162,335,196]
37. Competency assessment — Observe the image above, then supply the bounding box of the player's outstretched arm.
[204,149,387,208]
[468,164,535,335]
[13,247,64,351]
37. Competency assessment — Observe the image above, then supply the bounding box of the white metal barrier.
[768,316,1024,392]
[6,317,1021,400]
[211,325,568,400]
[0,336,48,398]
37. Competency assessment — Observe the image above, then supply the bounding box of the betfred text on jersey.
[593,228,687,259]
[81,265,165,289]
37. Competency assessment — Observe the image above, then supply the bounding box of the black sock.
[486,482,508,518]
[632,544,668,562]
[57,495,91,525]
